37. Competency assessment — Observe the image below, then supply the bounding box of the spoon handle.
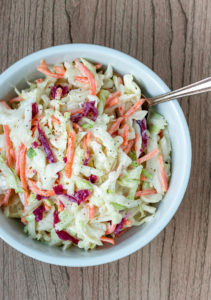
[148,77,211,106]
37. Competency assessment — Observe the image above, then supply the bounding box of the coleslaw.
[0,58,171,250]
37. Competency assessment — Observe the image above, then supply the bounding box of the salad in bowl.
[0,58,171,250]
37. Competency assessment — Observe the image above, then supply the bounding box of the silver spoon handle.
[148,77,211,106]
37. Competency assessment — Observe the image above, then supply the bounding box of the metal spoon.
[145,77,211,106]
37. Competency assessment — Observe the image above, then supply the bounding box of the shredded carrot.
[100,236,115,245]
[15,143,24,176]
[68,108,84,115]
[0,101,11,109]
[51,115,61,125]
[123,139,134,154]
[118,106,124,117]
[105,223,116,235]
[28,179,55,197]
[0,189,12,207]
[134,133,140,154]
[44,202,51,211]
[108,117,124,135]
[73,123,84,131]
[65,130,76,178]
[117,227,131,237]
[106,97,119,108]
[88,204,95,220]
[121,124,129,147]
[74,76,89,84]
[95,63,102,69]
[0,148,2,152]
[9,96,24,103]
[140,174,147,181]
[86,130,92,143]
[105,91,121,107]
[58,201,64,212]
[124,98,145,119]
[54,65,66,76]
[124,219,132,226]
[37,60,64,79]
[3,125,14,167]
[118,76,123,85]
[31,126,37,136]
[21,217,27,224]
[35,78,44,84]
[135,189,157,197]
[74,59,96,95]
[82,131,92,160]
[159,130,164,139]
[19,144,29,205]
[158,154,168,192]
[138,148,159,164]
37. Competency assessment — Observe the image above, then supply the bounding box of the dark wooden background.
[0,0,210,299]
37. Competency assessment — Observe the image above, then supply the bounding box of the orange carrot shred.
[137,148,159,164]
[0,189,12,207]
[105,223,116,235]
[122,124,129,147]
[74,76,89,84]
[73,123,84,131]
[19,144,29,205]
[100,236,115,245]
[15,143,24,176]
[123,139,134,154]
[37,60,64,79]
[158,154,168,192]
[124,219,132,226]
[35,78,44,84]
[118,106,124,117]
[54,65,66,76]
[9,96,24,103]
[95,63,102,69]
[68,108,84,115]
[65,130,76,178]
[106,97,119,108]
[124,98,145,119]
[108,117,124,135]
[21,217,27,224]
[74,59,96,95]
[105,91,121,107]
[28,179,55,197]
[88,204,95,220]
[51,115,61,125]
[135,189,157,197]
[3,125,14,167]
[58,201,64,212]
[0,101,11,109]
[140,174,147,181]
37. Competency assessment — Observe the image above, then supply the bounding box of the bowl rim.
[0,44,192,266]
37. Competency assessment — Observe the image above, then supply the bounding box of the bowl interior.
[0,44,191,266]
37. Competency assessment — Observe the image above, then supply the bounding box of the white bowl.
[0,44,191,266]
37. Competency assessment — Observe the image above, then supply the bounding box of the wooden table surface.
[0,1,210,299]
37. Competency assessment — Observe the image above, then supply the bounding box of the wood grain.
[0,0,210,299]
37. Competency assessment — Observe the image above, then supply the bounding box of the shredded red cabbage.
[51,85,69,99]
[56,230,79,244]
[70,101,98,123]
[53,184,64,195]
[32,141,39,149]
[114,217,126,236]
[63,157,67,163]
[83,151,90,166]
[33,205,46,222]
[53,211,78,244]
[64,189,91,205]
[53,211,60,226]
[37,123,56,163]
[32,102,38,118]
[89,175,98,183]
[136,119,148,149]
[36,195,49,201]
